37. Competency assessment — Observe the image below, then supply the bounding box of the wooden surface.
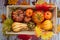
[0,0,60,40]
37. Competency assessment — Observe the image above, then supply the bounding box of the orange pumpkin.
[25,9,33,17]
[44,11,52,20]
[32,11,44,24]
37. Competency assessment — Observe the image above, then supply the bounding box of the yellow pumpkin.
[42,20,53,31]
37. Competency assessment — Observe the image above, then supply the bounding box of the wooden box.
[6,5,57,35]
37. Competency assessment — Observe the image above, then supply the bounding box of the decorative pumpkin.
[12,9,24,22]
[42,20,53,31]
[27,22,35,30]
[12,22,28,32]
[24,17,31,23]
[44,11,52,20]
[25,9,33,17]
[32,11,44,24]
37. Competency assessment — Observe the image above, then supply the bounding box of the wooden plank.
[6,31,35,35]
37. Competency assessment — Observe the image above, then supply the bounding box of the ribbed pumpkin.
[32,11,44,24]
[42,20,53,31]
